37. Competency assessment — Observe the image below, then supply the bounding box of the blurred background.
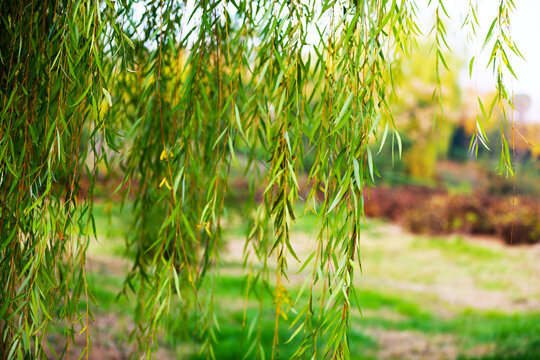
[52,1,540,359]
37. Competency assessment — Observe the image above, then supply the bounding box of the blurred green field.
[56,203,540,360]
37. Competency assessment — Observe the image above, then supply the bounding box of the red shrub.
[365,186,540,245]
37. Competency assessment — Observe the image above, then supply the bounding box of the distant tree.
[0,1,521,359]
[388,43,462,179]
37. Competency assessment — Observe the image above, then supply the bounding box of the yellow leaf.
[160,149,174,161]
[159,177,172,190]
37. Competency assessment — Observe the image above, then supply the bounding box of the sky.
[432,0,540,123]
[131,1,540,122]
[503,0,540,120]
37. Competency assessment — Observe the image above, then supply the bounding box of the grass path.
[56,206,540,359]
[219,219,540,359]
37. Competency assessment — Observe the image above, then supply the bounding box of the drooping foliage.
[0,0,521,359]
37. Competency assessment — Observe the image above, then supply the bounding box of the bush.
[364,185,442,221]
[364,187,540,244]
[403,194,488,235]
[487,197,540,244]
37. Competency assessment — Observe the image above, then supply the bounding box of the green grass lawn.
[68,202,540,359]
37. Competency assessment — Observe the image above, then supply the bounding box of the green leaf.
[102,87,112,107]
[327,186,344,215]
[366,147,374,182]
[482,18,497,50]
[395,130,403,158]
[234,104,244,136]
[353,158,362,191]
[378,122,389,154]
[123,32,135,49]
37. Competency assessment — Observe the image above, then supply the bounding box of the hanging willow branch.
[0,0,520,359]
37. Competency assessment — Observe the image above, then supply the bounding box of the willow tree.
[0,0,521,359]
